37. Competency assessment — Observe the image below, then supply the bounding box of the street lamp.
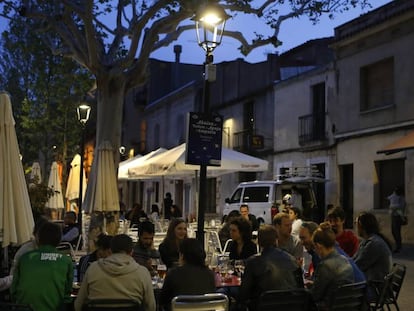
[193,2,229,246]
[76,103,91,234]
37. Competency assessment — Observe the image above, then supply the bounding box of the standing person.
[11,222,74,311]
[132,221,160,276]
[77,234,113,282]
[289,186,303,211]
[159,218,187,269]
[163,192,173,220]
[308,222,354,309]
[326,206,359,257]
[160,238,215,311]
[240,204,259,232]
[74,234,156,311]
[272,212,303,259]
[228,216,257,260]
[387,187,406,253]
[353,212,392,283]
[237,225,302,311]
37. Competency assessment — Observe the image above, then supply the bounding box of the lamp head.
[193,2,230,54]
[77,103,91,125]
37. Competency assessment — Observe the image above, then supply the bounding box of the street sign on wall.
[185,112,223,166]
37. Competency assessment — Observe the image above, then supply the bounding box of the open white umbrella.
[0,92,34,247]
[30,161,42,184]
[45,161,65,211]
[65,154,87,204]
[118,147,167,180]
[127,143,268,178]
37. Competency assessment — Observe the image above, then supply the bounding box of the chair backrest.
[328,281,367,311]
[257,288,311,311]
[56,242,75,260]
[82,299,142,311]
[0,303,34,311]
[370,271,395,310]
[222,239,232,254]
[171,293,229,311]
[391,262,406,301]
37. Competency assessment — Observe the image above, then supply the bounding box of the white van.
[223,177,321,224]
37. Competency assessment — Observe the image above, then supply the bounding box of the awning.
[377,130,414,155]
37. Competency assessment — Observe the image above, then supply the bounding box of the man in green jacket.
[11,221,73,311]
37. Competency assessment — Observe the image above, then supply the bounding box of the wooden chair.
[171,293,229,311]
[327,281,368,311]
[256,288,311,311]
[82,298,143,311]
[0,302,34,311]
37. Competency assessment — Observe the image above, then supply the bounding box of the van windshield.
[242,186,270,203]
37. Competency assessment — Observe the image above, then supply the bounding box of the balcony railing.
[298,113,328,145]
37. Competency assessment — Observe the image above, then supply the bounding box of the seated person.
[288,206,303,238]
[299,221,365,283]
[74,234,156,311]
[170,204,182,218]
[353,212,392,284]
[326,206,359,257]
[61,211,80,248]
[11,222,73,311]
[237,225,302,311]
[126,203,148,227]
[159,218,187,269]
[240,204,259,232]
[160,238,215,311]
[218,210,241,248]
[132,221,160,276]
[272,212,303,259]
[308,222,354,309]
[228,216,257,261]
[77,234,113,282]
[0,216,48,291]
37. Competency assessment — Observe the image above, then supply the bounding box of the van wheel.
[257,218,265,226]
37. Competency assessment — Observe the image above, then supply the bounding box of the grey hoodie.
[75,253,155,311]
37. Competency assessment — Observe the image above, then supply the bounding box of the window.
[243,187,270,203]
[360,58,394,111]
[374,159,404,210]
[229,188,243,203]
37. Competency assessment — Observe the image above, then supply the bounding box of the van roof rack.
[275,166,325,182]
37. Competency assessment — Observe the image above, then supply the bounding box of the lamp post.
[193,2,229,246]
[76,103,91,233]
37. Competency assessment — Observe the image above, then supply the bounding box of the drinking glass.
[157,263,167,279]
[234,260,245,277]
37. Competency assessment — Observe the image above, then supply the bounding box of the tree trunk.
[84,74,126,250]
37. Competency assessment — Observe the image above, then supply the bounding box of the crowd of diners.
[0,203,394,311]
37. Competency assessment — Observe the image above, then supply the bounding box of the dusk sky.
[151,0,393,65]
[0,1,393,65]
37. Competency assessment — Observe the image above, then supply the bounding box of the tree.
[0,0,371,244]
[0,15,94,205]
